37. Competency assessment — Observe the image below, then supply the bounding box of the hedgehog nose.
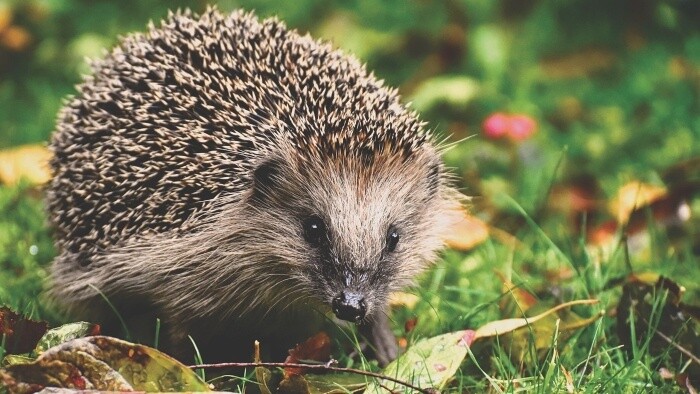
[332,291,366,322]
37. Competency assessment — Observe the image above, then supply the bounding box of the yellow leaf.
[0,144,51,185]
[389,291,420,309]
[474,299,598,339]
[0,5,11,32]
[610,181,666,224]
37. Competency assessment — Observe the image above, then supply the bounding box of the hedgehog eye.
[303,215,327,247]
[386,226,400,253]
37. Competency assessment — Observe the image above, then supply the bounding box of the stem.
[188,361,432,393]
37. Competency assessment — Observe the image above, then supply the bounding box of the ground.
[0,0,698,392]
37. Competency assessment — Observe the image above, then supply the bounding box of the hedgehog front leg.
[359,310,398,366]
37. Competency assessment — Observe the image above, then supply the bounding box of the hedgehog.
[46,7,461,365]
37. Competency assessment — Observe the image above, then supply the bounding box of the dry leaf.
[540,47,616,79]
[284,332,331,377]
[474,299,598,339]
[610,181,667,224]
[1,25,31,51]
[561,365,575,393]
[389,292,420,309]
[2,336,210,392]
[618,275,699,382]
[0,6,11,32]
[0,145,52,185]
[496,272,538,315]
[444,210,489,251]
[0,307,48,355]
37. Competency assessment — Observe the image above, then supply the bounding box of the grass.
[6,179,695,392]
[1,0,699,391]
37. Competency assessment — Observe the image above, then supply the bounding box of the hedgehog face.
[248,148,451,323]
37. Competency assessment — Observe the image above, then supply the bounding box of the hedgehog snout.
[332,290,367,322]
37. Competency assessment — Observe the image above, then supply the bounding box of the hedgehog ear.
[251,158,282,201]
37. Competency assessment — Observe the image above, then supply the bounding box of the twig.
[188,361,431,393]
[653,328,700,366]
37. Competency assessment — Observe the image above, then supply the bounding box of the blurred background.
[0,0,698,328]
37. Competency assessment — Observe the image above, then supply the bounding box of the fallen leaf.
[0,145,52,185]
[389,292,420,309]
[444,210,489,251]
[1,355,34,367]
[496,272,538,316]
[610,181,667,224]
[474,299,598,339]
[0,6,11,32]
[1,336,210,392]
[548,175,603,215]
[404,317,418,334]
[1,25,31,51]
[499,307,604,364]
[33,322,100,356]
[618,276,700,384]
[587,220,617,247]
[540,47,616,79]
[284,332,331,377]
[544,267,575,282]
[0,307,48,355]
[364,330,475,393]
[305,373,367,394]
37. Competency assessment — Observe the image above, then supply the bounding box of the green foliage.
[0,0,698,391]
[0,183,54,320]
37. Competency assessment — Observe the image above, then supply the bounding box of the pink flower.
[508,114,537,141]
[482,112,509,139]
[482,112,537,141]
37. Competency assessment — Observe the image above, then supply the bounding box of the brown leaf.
[544,267,575,282]
[618,276,700,384]
[587,220,617,247]
[0,307,48,355]
[3,336,210,392]
[561,365,575,394]
[549,184,600,214]
[496,272,538,315]
[284,332,331,377]
[444,210,489,251]
[1,25,31,51]
[540,47,616,79]
[404,317,418,334]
